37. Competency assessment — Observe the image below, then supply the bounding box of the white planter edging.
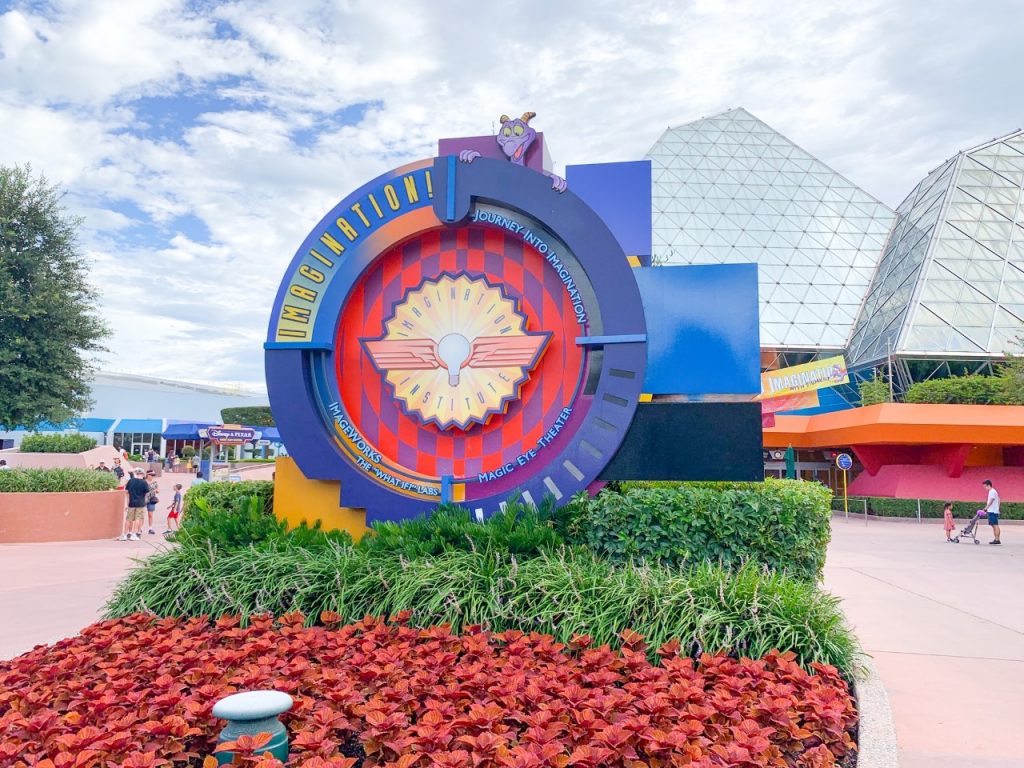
[853,657,899,767]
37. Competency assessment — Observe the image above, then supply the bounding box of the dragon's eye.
[513,124,524,136]
[502,126,512,137]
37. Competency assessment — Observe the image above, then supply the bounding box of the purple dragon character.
[459,111,567,193]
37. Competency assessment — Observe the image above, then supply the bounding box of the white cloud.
[1,0,1021,385]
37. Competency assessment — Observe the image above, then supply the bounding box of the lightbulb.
[437,333,471,386]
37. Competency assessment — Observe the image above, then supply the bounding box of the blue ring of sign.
[836,453,853,470]
[265,157,648,523]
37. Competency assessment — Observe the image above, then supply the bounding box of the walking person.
[983,479,1001,545]
[145,471,160,535]
[164,483,184,535]
[0,460,10,470]
[121,469,149,541]
[112,458,125,486]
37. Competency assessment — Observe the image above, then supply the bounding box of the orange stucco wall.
[0,490,125,542]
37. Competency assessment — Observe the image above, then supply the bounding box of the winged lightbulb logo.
[437,333,472,385]
[361,274,551,431]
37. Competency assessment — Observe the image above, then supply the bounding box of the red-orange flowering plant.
[0,613,857,767]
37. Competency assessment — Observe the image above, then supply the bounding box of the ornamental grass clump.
[104,547,861,677]
[0,613,858,767]
[0,467,118,493]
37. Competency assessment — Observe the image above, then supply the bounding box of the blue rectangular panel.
[635,264,760,395]
[565,160,651,258]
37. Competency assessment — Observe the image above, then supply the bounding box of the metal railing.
[832,497,925,525]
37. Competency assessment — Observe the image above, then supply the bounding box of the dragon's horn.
[500,114,511,124]
[521,111,536,123]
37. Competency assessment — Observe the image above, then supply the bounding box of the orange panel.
[764,403,1024,449]
[965,445,1004,467]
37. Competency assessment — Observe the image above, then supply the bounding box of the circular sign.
[265,157,647,523]
[836,453,853,470]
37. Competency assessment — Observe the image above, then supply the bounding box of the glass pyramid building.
[847,128,1024,368]
[646,108,895,352]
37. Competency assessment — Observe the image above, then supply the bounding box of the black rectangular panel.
[598,402,764,482]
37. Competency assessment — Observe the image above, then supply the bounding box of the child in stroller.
[952,509,986,544]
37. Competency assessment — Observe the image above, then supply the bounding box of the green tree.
[996,335,1024,405]
[220,405,275,426]
[858,370,891,406]
[0,165,108,429]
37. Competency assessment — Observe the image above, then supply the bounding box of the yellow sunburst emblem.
[361,274,551,430]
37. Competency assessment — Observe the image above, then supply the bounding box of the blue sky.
[1,0,1021,388]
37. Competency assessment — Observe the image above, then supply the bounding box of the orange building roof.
[764,403,1024,448]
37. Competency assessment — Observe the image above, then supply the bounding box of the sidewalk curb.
[853,657,899,768]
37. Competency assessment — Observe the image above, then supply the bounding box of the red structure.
[765,404,1024,501]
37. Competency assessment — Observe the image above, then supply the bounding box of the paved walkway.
[2,501,1022,767]
[0,536,170,659]
[825,518,1024,768]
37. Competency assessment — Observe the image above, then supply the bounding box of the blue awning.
[161,423,281,442]
[73,418,116,433]
[113,419,164,433]
[162,422,214,440]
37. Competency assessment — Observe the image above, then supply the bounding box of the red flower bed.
[0,613,857,768]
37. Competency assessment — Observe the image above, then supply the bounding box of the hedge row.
[564,479,832,582]
[904,373,1021,405]
[182,479,274,515]
[0,468,118,493]
[846,495,1024,520]
[17,433,97,453]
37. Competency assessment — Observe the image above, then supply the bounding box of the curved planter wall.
[0,490,124,543]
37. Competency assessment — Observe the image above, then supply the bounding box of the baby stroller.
[952,510,985,544]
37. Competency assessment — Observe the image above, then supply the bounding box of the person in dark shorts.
[122,469,149,541]
[982,480,1001,545]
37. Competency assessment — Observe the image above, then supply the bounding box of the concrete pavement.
[0,535,169,659]
[825,518,1024,768]
[2,499,1022,766]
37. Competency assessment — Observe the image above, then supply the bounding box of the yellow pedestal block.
[273,456,368,540]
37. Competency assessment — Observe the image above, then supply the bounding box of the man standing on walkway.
[983,479,1001,545]
[123,468,150,541]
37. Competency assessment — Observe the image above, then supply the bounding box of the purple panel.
[565,161,651,259]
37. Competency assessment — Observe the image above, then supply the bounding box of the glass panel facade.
[848,130,1024,366]
[646,108,895,349]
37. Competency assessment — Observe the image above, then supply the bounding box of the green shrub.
[178,494,287,549]
[904,374,1011,405]
[178,482,353,551]
[182,479,274,516]
[104,547,861,676]
[858,371,891,406]
[181,446,196,459]
[18,433,97,453]
[0,468,118,493]
[221,406,275,426]
[846,495,1024,520]
[359,499,564,558]
[562,479,832,581]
